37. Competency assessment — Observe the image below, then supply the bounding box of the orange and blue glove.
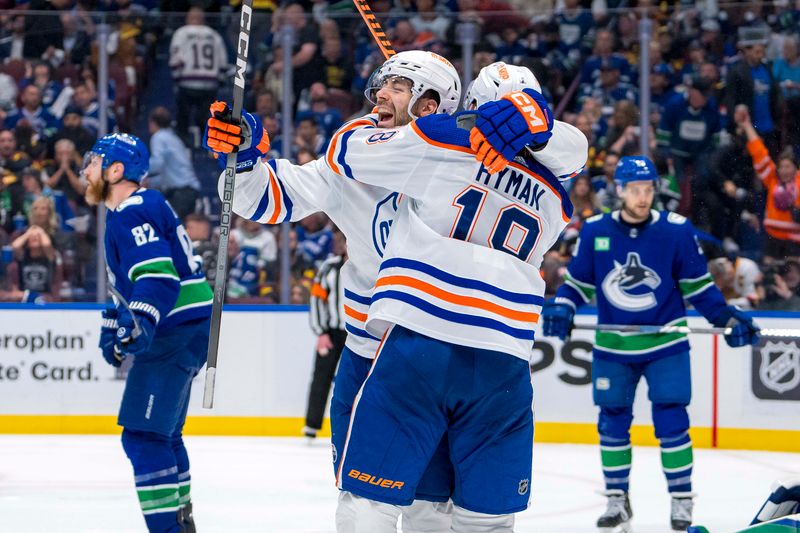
[203,101,271,172]
[470,88,554,174]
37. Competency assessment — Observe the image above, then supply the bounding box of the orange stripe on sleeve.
[326,119,374,176]
[375,275,539,323]
[265,166,283,224]
[343,305,368,323]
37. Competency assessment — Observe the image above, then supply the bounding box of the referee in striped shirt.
[304,230,347,439]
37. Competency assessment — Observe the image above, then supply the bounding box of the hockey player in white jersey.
[315,84,585,530]
[203,52,586,532]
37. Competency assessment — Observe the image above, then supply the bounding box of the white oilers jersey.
[323,113,580,361]
[169,25,228,90]
[221,115,398,359]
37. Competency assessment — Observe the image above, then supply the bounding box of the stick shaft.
[573,323,800,339]
[203,0,253,409]
[353,0,395,59]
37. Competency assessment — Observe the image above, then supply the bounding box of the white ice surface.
[0,435,798,532]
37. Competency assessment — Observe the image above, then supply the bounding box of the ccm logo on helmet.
[505,91,548,134]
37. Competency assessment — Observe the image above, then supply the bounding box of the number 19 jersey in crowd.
[322,113,578,361]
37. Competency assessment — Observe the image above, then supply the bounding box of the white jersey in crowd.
[169,24,228,90]
[323,113,587,361]
[223,114,586,360]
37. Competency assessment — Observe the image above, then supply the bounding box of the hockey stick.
[573,323,800,339]
[108,284,142,339]
[203,0,254,409]
[353,0,395,59]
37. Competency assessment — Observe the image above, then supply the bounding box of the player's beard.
[621,201,650,223]
[84,176,109,206]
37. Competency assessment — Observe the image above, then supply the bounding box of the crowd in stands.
[0,0,798,311]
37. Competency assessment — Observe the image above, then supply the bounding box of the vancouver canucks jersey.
[323,113,578,362]
[555,210,728,362]
[105,189,213,330]
[223,114,586,361]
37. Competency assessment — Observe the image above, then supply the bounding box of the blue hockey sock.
[121,429,182,533]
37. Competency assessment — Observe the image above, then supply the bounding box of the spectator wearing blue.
[72,83,116,137]
[19,62,63,109]
[650,63,680,125]
[556,0,594,66]
[295,213,332,268]
[657,76,722,218]
[773,35,800,145]
[4,85,61,140]
[296,82,343,140]
[725,26,782,155]
[495,27,530,66]
[146,107,201,221]
[580,29,632,86]
[579,58,638,121]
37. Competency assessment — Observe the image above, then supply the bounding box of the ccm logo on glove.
[504,91,548,134]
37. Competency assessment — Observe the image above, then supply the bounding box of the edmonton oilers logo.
[372,192,399,257]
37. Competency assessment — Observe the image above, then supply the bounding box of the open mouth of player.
[377,108,394,126]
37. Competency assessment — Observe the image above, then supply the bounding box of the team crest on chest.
[601,252,661,311]
[372,193,399,257]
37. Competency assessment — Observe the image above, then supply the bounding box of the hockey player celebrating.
[204,52,586,531]
[83,133,213,533]
[311,79,577,530]
[541,155,761,532]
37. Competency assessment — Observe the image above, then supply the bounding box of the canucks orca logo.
[601,252,661,311]
[372,193,399,257]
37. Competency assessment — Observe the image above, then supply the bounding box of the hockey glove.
[712,305,761,348]
[99,307,124,367]
[114,308,157,358]
[470,88,554,174]
[541,299,575,341]
[203,101,270,172]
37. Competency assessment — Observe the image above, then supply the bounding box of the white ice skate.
[671,493,695,531]
[597,489,633,532]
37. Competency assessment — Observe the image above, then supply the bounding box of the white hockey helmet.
[464,62,542,110]
[364,50,461,118]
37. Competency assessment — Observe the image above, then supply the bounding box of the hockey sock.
[171,434,192,509]
[660,432,693,493]
[449,506,514,533]
[121,429,182,533]
[600,436,632,492]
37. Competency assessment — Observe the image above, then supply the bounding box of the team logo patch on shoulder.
[366,130,398,144]
[594,237,610,251]
[117,195,144,211]
[667,212,687,225]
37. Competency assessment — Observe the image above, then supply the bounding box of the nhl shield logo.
[331,443,338,464]
[753,340,800,400]
[518,479,529,495]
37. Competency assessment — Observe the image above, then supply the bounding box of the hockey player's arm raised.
[323,114,471,198]
[204,102,345,223]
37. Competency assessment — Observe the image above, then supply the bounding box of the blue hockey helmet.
[87,133,149,183]
[614,156,658,186]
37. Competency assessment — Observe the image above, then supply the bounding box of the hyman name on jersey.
[475,166,547,211]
